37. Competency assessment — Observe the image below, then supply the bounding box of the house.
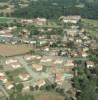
[38,28,46,33]
[86,61,95,68]
[64,60,74,67]
[10,62,21,69]
[68,37,74,41]
[83,47,89,52]
[35,18,47,26]
[55,73,65,85]
[4,80,14,90]
[44,47,50,51]
[47,28,52,32]
[22,81,32,91]
[83,36,89,40]
[8,26,17,31]
[81,51,88,57]
[64,29,79,37]
[32,64,43,71]
[22,39,30,44]
[39,40,48,46]
[0,30,6,34]
[30,40,37,44]
[34,55,42,60]
[22,85,30,91]
[24,55,41,61]
[76,39,82,44]
[40,56,52,63]
[55,72,73,85]
[19,29,30,38]
[0,34,13,38]
[5,58,18,64]
[54,59,63,64]
[0,73,5,77]
[0,73,7,83]
[24,55,35,61]
[59,16,81,24]
[96,34,98,39]
[19,73,30,81]
[19,19,33,24]
[35,79,46,88]
[71,25,79,29]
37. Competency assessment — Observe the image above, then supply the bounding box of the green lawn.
[82,18,98,36]
[82,18,98,27]
[0,17,16,23]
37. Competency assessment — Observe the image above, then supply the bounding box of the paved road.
[16,57,49,81]
[16,57,37,79]
[63,57,89,61]
[0,85,9,98]
[37,51,89,61]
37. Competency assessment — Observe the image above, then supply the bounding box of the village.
[0,15,97,100]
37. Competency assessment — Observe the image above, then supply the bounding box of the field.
[0,17,16,23]
[82,18,98,36]
[34,92,64,100]
[0,44,32,57]
[82,18,98,27]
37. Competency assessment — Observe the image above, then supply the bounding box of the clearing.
[0,44,32,57]
[82,18,98,36]
[34,92,64,100]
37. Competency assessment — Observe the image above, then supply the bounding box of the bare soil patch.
[34,92,64,100]
[0,44,32,57]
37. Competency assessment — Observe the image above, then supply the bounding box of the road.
[16,57,49,81]
[63,57,89,61]
[0,85,9,98]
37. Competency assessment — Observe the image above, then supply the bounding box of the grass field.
[34,92,64,100]
[82,18,98,36]
[82,18,98,27]
[0,44,32,57]
[0,17,16,23]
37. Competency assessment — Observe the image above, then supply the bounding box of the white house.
[86,61,95,68]
[0,73,7,83]
[64,60,74,67]
[32,64,43,71]
[35,18,47,26]
[60,16,81,24]
[19,73,30,81]
[4,81,14,90]
[11,62,21,69]
[5,59,18,64]
[35,79,46,88]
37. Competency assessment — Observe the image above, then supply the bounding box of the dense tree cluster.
[73,47,98,100]
[11,0,98,19]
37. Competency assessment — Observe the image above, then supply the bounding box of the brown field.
[0,44,32,57]
[34,92,64,100]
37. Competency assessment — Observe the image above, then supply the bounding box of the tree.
[9,93,35,100]
[73,76,80,89]
[15,83,24,92]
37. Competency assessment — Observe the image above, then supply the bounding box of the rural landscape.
[0,0,98,100]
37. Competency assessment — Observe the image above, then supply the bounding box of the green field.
[0,17,16,23]
[82,18,98,36]
[82,18,98,26]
